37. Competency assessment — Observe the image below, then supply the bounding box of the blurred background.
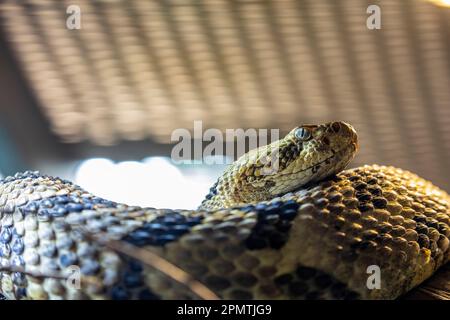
[0,0,449,209]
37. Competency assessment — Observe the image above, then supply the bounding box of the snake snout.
[335,121,358,149]
[346,123,359,150]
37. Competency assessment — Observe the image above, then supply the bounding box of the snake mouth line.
[277,142,356,177]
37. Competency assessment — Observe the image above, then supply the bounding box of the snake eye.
[294,127,311,141]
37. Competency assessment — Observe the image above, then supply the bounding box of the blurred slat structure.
[0,0,449,190]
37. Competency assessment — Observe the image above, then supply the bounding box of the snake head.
[201,121,358,209]
[261,121,358,195]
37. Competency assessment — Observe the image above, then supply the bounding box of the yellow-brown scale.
[0,166,449,299]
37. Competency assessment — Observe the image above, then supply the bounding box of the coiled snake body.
[0,122,449,300]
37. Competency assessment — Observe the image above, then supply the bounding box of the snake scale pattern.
[0,122,449,300]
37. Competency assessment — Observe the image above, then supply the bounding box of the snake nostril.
[331,122,341,133]
[323,137,330,145]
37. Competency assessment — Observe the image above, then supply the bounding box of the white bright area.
[74,157,229,209]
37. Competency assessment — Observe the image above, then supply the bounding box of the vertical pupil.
[296,128,309,140]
